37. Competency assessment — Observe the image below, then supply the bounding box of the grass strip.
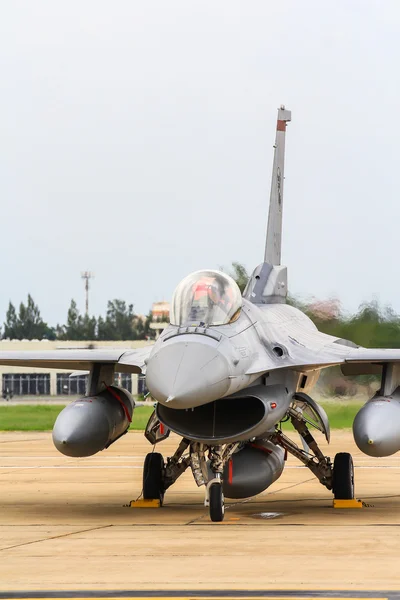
[0,404,154,431]
[0,401,365,432]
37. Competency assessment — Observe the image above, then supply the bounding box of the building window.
[114,374,132,393]
[56,374,87,396]
[3,373,50,396]
[56,373,133,395]
[138,374,148,396]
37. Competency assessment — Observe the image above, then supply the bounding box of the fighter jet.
[1,106,400,521]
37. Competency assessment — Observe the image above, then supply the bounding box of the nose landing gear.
[204,474,225,522]
[204,446,226,522]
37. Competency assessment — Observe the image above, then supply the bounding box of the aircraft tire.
[333,452,354,499]
[209,482,224,522]
[143,452,165,505]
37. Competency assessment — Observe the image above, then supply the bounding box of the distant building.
[151,301,170,321]
[149,301,170,339]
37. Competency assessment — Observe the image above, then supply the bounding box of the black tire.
[143,452,165,504]
[209,482,224,522]
[333,452,354,499]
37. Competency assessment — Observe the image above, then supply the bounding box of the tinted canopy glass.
[170,270,242,326]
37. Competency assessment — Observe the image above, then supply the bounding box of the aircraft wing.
[283,346,400,377]
[246,344,400,377]
[344,348,400,363]
[0,346,153,374]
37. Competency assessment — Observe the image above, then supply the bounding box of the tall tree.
[143,312,155,340]
[58,299,97,340]
[3,302,18,339]
[59,299,81,340]
[3,295,55,340]
[229,262,249,293]
[97,299,136,340]
[81,314,97,340]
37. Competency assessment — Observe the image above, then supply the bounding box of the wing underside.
[0,346,153,374]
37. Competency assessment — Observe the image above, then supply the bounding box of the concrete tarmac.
[0,430,400,592]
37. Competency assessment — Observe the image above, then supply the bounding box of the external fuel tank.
[222,440,285,499]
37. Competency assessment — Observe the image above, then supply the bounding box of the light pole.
[81,271,94,316]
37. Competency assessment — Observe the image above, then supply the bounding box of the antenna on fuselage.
[264,105,291,266]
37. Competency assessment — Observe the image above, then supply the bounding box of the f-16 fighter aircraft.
[2,107,400,521]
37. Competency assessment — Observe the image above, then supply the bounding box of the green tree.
[58,299,81,340]
[81,314,97,340]
[58,299,97,341]
[230,261,249,293]
[143,312,156,340]
[221,262,250,293]
[4,295,55,340]
[3,302,18,339]
[97,299,136,340]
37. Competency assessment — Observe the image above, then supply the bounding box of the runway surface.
[1,430,400,592]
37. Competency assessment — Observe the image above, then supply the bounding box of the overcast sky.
[1,0,400,326]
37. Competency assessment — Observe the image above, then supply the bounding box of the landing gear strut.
[142,438,191,504]
[273,398,355,500]
[204,446,225,522]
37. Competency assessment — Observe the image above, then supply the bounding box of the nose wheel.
[333,452,354,500]
[209,482,225,522]
[205,477,225,522]
[143,452,165,504]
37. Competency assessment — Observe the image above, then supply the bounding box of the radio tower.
[81,271,94,316]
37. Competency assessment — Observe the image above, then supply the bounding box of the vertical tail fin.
[243,106,291,305]
[264,105,291,265]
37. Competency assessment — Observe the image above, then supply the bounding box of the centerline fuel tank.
[222,440,285,499]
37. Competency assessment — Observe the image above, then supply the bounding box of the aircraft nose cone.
[52,401,110,457]
[353,400,400,457]
[146,337,230,408]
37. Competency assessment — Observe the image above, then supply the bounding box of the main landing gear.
[142,438,191,504]
[272,393,355,501]
[333,452,355,500]
[143,452,165,504]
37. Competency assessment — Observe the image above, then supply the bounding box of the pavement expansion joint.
[0,525,113,553]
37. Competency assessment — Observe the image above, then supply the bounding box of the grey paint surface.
[53,386,134,457]
[222,440,285,499]
[353,391,400,457]
[0,346,152,373]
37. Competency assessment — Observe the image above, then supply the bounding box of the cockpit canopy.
[170,270,242,327]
